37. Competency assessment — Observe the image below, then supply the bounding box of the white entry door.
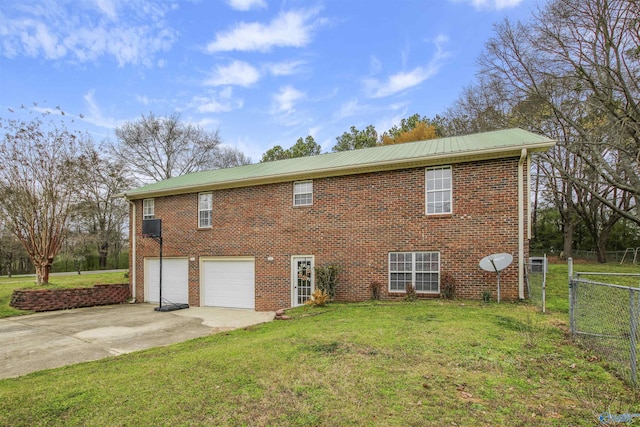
[292,256,314,307]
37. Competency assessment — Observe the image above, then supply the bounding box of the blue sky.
[0,0,537,162]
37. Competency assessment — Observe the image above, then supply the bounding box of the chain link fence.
[526,255,547,313]
[569,263,640,387]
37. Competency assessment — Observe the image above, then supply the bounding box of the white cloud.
[364,67,435,98]
[226,0,267,11]
[191,88,244,113]
[205,60,261,87]
[206,8,320,53]
[272,85,304,114]
[266,60,306,76]
[21,19,67,59]
[363,34,450,98]
[82,90,123,129]
[0,1,177,66]
[191,117,221,130]
[335,98,362,119]
[451,0,524,10]
[94,0,119,20]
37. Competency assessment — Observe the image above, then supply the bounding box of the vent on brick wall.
[479,253,513,304]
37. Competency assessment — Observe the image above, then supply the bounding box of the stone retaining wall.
[10,284,130,312]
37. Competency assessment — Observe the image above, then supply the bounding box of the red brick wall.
[10,284,130,312]
[132,158,529,311]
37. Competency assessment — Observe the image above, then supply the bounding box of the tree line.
[0,110,248,283]
[1,0,638,285]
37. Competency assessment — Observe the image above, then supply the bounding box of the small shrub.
[404,282,417,302]
[370,281,382,300]
[305,289,329,307]
[482,290,492,303]
[440,272,456,300]
[314,263,341,300]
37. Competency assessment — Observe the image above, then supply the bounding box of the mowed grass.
[1,263,640,426]
[0,272,129,318]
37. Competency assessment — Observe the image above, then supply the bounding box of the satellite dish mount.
[479,253,513,303]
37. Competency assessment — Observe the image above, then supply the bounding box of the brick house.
[121,128,554,311]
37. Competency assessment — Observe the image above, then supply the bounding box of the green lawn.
[0,271,129,318]
[1,263,639,426]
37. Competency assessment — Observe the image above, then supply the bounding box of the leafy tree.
[529,207,564,254]
[112,112,222,183]
[0,223,26,277]
[381,114,440,145]
[291,135,321,158]
[332,125,379,151]
[260,145,289,162]
[261,135,321,162]
[0,108,85,284]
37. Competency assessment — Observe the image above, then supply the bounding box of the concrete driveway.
[0,304,275,379]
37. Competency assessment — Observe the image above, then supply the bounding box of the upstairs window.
[426,166,452,214]
[143,199,155,219]
[293,181,313,206]
[199,193,213,228]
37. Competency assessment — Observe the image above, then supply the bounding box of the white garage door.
[202,258,255,309]
[145,258,189,304]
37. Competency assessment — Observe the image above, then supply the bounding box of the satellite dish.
[479,253,513,303]
[479,253,513,272]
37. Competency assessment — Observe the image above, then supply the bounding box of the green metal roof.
[122,128,555,200]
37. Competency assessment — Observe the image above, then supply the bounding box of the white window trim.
[293,180,313,206]
[425,166,452,215]
[143,199,154,220]
[388,251,440,294]
[198,192,213,228]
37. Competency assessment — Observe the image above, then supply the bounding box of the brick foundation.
[10,284,130,312]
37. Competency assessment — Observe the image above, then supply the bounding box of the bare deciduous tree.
[0,109,84,284]
[478,0,640,225]
[214,146,252,169]
[75,143,132,270]
[112,112,222,183]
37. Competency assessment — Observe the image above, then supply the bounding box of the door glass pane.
[296,258,313,305]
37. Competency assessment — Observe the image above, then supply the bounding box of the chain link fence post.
[630,288,638,386]
[568,258,575,337]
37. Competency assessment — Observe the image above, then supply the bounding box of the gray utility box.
[529,257,547,274]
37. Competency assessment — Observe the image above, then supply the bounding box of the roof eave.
[121,140,555,200]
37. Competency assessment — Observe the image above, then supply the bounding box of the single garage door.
[202,257,255,309]
[145,258,189,304]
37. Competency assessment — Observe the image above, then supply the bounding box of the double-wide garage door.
[145,258,189,304]
[201,258,255,309]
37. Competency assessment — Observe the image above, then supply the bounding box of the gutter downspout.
[126,197,137,303]
[518,148,527,300]
[527,154,532,239]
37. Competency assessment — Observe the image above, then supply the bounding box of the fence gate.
[568,264,640,387]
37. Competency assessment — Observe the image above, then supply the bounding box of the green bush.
[314,263,341,300]
[440,271,456,299]
[370,281,382,300]
[404,283,417,301]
